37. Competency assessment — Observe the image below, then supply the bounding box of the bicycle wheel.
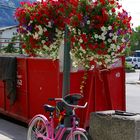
[27,116,48,140]
[66,130,88,140]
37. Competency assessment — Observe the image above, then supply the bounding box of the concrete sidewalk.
[0,117,27,140]
[126,70,140,85]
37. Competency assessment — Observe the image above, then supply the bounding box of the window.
[133,58,136,62]
[126,58,132,62]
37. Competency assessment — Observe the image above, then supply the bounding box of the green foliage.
[3,43,17,53]
[0,35,22,54]
[125,62,135,72]
[130,26,140,53]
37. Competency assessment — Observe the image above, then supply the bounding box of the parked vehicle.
[134,50,140,57]
[125,56,140,69]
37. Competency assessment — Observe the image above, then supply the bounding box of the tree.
[130,26,140,53]
[1,35,21,53]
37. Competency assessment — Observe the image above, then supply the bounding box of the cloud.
[120,0,140,28]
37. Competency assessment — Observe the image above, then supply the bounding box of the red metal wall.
[27,58,60,119]
[0,57,125,128]
[83,67,125,128]
[5,57,28,122]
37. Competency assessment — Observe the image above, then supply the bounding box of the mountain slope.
[0,0,36,27]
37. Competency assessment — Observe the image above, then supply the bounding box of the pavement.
[125,69,140,84]
[0,116,27,140]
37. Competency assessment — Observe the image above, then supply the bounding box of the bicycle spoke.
[67,131,88,140]
[78,134,81,140]
[31,129,38,140]
[27,116,49,140]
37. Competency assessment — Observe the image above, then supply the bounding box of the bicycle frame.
[29,114,68,140]
[29,113,86,140]
[28,94,88,140]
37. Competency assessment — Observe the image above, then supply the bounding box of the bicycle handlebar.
[48,98,87,109]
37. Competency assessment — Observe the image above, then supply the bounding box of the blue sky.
[120,0,140,28]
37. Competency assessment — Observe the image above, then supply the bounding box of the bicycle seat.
[64,93,83,105]
[44,104,55,112]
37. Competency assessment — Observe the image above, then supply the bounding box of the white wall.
[0,26,19,48]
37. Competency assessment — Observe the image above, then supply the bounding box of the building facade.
[0,25,19,48]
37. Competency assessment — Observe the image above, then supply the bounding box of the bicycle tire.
[27,116,49,140]
[66,130,88,140]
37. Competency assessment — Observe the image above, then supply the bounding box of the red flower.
[117,4,122,9]
[81,43,86,50]
[69,0,78,7]
[77,13,82,21]
[88,44,94,50]
[71,36,76,43]
[109,0,115,5]
[100,0,106,5]
[81,34,88,43]
[100,42,105,48]
[97,50,103,55]
[112,8,116,13]
[22,44,26,49]
[15,0,132,68]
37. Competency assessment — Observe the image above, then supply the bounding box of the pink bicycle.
[27,94,89,140]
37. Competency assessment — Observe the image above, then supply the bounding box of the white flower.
[108,26,112,30]
[37,25,42,31]
[41,40,45,44]
[72,28,76,34]
[27,31,31,36]
[108,38,112,43]
[106,55,111,59]
[78,29,82,35]
[90,65,94,70]
[109,33,113,37]
[94,34,99,39]
[97,61,102,65]
[117,45,120,50]
[28,21,33,26]
[48,22,52,28]
[101,35,105,40]
[21,34,24,38]
[121,38,126,43]
[102,31,107,35]
[79,38,83,43]
[112,35,118,41]
[38,29,43,35]
[101,26,106,32]
[33,32,39,39]
[44,27,47,32]
[110,43,116,49]
[87,20,90,25]
[98,35,102,40]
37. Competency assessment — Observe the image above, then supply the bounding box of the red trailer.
[0,56,125,128]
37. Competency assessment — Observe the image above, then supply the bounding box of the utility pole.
[62,0,71,127]
[62,22,71,128]
[62,26,71,98]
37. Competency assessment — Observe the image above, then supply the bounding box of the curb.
[136,81,140,84]
[126,81,140,85]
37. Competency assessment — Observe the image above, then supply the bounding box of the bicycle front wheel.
[27,116,48,140]
[66,130,88,140]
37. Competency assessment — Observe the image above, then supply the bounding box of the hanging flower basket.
[15,1,66,58]
[15,0,132,69]
[67,0,132,68]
